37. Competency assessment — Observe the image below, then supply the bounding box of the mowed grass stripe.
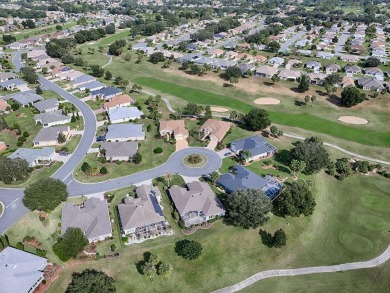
[134,77,390,147]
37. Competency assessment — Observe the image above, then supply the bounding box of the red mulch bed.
[34,265,62,293]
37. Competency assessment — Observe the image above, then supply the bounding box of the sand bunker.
[210,107,229,112]
[338,116,368,125]
[254,98,280,105]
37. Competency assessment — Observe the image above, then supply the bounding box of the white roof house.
[8,147,56,167]
[0,247,48,293]
[34,110,70,127]
[108,107,144,124]
[105,124,145,142]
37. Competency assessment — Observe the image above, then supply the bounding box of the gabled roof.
[70,74,96,85]
[199,119,231,141]
[108,107,143,121]
[159,120,188,137]
[118,185,165,231]
[33,98,59,112]
[61,197,112,240]
[230,135,276,157]
[103,94,134,109]
[169,181,225,217]
[357,77,384,90]
[0,247,47,293]
[90,86,122,97]
[8,147,55,166]
[101,141,138,158]
[0,78,27,87]
[364,67,383,75]
[33,126,69,143]
[78,80,106,90]
[256,65,278,76]
[106,124,145,140]
[34,110,69,125]
[344,65,361,73]
[278,68,301,79]
[12,93,43,105]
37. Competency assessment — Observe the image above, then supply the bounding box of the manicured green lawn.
[47,173,390,292]
[133,77,390,147]
[41,90,65,101]
[55,134,82,153]
[10,21,76,41]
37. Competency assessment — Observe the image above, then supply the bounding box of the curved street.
[214,244,390,292]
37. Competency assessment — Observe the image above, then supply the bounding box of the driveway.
[176,139,188,151]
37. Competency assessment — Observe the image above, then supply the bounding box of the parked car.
[59,151,68,156]
[96,135,106,142]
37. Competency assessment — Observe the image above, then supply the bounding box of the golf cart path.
[213,244,390,292]
[102,55,113,68]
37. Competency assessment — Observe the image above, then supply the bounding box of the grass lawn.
[133,77,390,148]
[10,21,76,41]
[55,134,82,153]
[47,173,390,292]
[86,99,105,110]
[41,90,65,101]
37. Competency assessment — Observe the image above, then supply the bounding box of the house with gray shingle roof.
[105,124,145,142]
[0,246,48,293]
[77,80,106,92]
[33,98,59,113]
[218,165,283,199]
[100,141,138,161]
[34,110,70,127]
[0,72,17,82]
[90,87,122,99]
[61,197,112,243]
[12,93,43,107]
[118,184,168,238]
[70,75,96,88]
[8,147,56,167]
[357,77,385,91]
[169,181,225,227]
[0,78,28,91]
[33,126,70,146]
[230,135,277,162]
[108,107,144,123]
[212,59,237,70]
[344,65,361,76]
[256,65,278,78]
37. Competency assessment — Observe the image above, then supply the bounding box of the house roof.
[33,126,69,143]
[199,119,231,141]
[344,65,361,73]
[101,141,138,158]
[0,99,9,111]
[70,74,96,85]
[33,98,59,112]
[364,67,383,75]
[357,77,384,90]
[325,64,341,71]
[256,65,278,76]
[159,120,188,137]
[237,63,256,73]
[306,60,321,68]
[108,107,143,121]
[8,147,55,166]
[342,76,355,87]
[61,197,112,240]
[230,135,276,157]
[106,124,145,140]
[90,86,122,97]
[12,93,43,105]
[0,72,17,80]
[278,68,301,79]
[0,247,47,293]
[218,165,282,198]
[118,185,165,231]
[268,57,284,64]
[213,59,237,68]
[169,181,225,217]
[0,78,27,87]
[103,94,134,109]
[34,110,69,125]
[78,80,106,90]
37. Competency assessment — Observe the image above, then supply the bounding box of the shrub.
[175,239,203,260]
[18,136,26,142]
[36,249,47,257]
[98,157,106,164]
[153,147,163,154]
[81,162,90,172]
[100,167,108,174]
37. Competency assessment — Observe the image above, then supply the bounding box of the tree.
[61,54,74,64]
[157,262,172,279]
[0,157,29,184]
[291,137,329,174]
[81,162,90,172]
[272,229,287,248]
[290,159,306,178]
[54,228,88,261]
[274,180,316,217]
[74,57,84,67]
[23,178,68,211]
[340,87,366,107]
[105,71,112,80]
[20,67,39,84]
[311,95,317,103]
[243,108,271,131]
[175,240,203,260]
[270,125,278,137]
[180,62,189,70]
[324,73,342,86]
[190,64,201,75]
[183,103,202,115]
[57,132,66,143]
[66,269,116,293]
[90,65,104,77]
[100,167,108,174]
[229,76,239,86]
[134,152,142,164]
[304,95,311,104]
[141,261,157,279]
[3,34,16,45]
[56,25,63,31]
[35,86,43,95]
[226,189,271,228]
[364,57,380,67]
[297,74,310,92]
[209,171,220,184]
[41,67,48,75]
[149,52,165,64]
[324,83,337,96]
[105,24,116,34]
[267,41,280,52]
[225,66,242,80]
[204,105,212,119]
[271,75,280,84]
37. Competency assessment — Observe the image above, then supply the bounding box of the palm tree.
[165,172,173,187]
[239,150,252,164]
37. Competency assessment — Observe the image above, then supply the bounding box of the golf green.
[356,214,388,231]
[339,231,374,254]
[361,195,390,212]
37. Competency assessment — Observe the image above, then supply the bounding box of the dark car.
[59,151,68,156]
[96,135,106,142]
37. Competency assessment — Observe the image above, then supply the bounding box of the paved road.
[280,30,306,52]
[0,189,27,234]
[284,134,390,166]
[334,29,350,54]
[102,55,113,68]
[214,244,390,292]
[66,147,222,197]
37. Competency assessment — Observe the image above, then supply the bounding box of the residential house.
[256,66,278,78]
[118,184,168,239]
[316,51,334,59]
[7,42,25,50]
[296,49,312,56]
[325,64,341,75]
[108,107,144,124]
[209,48,225,58]
[198,119,231,142]
[77,80,106,92]
[33,126,70,147]
[364,67,384,80]
[340,54,359,63]
[57,70,84,81]
[237,63,256,75]
[372,49,386,58]
[8,147,56,167]
[0,246,48,293]
[105,124,145,142]
[278,69,301,81]
[0,99,9,112]
[305,61,321,72]
[357,77,385,91]
[100,141,138,161]
[0,72,17,82]
[90,87,122,99]
[285,59,302,70]
[169,181,225,227]
[61,197,112,243]
[12,93,43,107]
[0,78,28,91]
[69,75,96,88]
[159,120,189,141]
[308,73,327,85]
[103,94,134,110]
[225,51,239,60]
[212,59,237,70]
[230,135,277,162]
[268,57,285,67]
[34,110,70,127]
[33,98,59,113]
[344,65,362,76]
[249,54,267,63]
[342,76,355,88]
[218,165,283,199]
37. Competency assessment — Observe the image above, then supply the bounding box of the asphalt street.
[280,30,306,52]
